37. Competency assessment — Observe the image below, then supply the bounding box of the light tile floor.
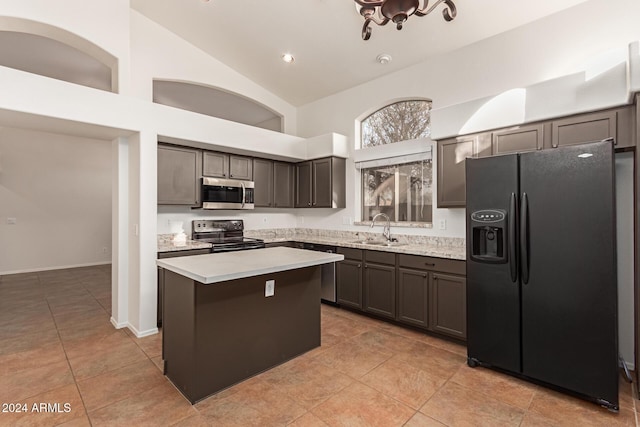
[0,265,637,426]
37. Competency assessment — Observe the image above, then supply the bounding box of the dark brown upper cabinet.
[157,145,202,206]
[437,105,636,208]
[252,159,274,207]
[492,124,544,155]
[295,157,345,208]
[437,133,490,208]
[253,159,294,208]
[203,152,253,180]
[273,161,295,208]
[551,110,617,149]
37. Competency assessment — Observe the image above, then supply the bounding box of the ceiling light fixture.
[354,0,457,40]
[281,53,295,63]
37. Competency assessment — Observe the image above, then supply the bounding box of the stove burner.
[192,219,264,252]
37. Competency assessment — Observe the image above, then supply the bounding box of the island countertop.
[156,246,344,284]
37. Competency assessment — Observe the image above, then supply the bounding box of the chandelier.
[354,0,457,40]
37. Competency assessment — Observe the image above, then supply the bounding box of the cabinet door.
[157,145,201,206]
[273,162,294,208]
[253,159,274,207]
[437,136,475,208]
[492,124,543,155]
[203,152,229,178]
[363,262,396,320]
[337,259,363,310]
[551,111,616,148]
[397,268,429,329]
[295,161,312,208]
[312,158,332,207]
[430,273,466,339]
[229,155,253,180]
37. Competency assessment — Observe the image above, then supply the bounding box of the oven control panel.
[193,219,244,233]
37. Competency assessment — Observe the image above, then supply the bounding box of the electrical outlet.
[102,246,108,254]
[438,219,446,230]
[265,280,275,297]
[262,217,268,223]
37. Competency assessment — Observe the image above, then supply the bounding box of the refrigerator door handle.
[509,192,518,282]
[520,192,530,284]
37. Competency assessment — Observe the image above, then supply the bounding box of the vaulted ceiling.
[131,0,591,106]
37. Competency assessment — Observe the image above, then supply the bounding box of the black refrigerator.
[465,139,618,410]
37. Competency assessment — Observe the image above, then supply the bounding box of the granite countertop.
[157,234,212,253]
[248,229,466,261]
[269,236,465,261]
[156,247,344,284]
[157,229,466,261]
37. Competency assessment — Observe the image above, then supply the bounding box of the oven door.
[202,177,254,209]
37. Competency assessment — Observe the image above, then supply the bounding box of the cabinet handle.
[357,264,361,268]
[230,174,233,178]
[308,202,311,206]
[423,274,427,278]
[424,262,436,267]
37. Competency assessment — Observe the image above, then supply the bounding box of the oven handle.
[241,182,246,208]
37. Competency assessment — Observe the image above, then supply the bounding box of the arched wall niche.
[0,16,118,92]
[153,79,284,133]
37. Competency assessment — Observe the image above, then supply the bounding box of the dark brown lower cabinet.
[364,262,396,320]
[337,259,363,309]
[430,273,466,339]
[397,268,429,329]
[337,248,467,341]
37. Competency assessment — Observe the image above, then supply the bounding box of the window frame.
[354,99,435,228]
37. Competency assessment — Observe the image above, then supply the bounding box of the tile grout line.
[41,274,94,426]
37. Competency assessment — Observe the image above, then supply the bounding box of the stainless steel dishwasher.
[297,242,338,304]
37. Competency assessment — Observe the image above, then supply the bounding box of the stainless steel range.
[192,219,264,252]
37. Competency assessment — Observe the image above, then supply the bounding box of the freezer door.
[466,154,521,372]
[519,141,618,406]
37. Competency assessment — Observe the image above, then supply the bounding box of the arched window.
[358,100,433,224]
[361,100,431,148]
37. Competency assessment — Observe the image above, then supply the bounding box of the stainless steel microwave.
[201,177,254,210]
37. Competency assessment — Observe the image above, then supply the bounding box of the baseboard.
[110,317,128,329]
[1,261,111,276]
[117,320,158,338]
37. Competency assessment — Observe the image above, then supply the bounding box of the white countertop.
[156,247,344,284]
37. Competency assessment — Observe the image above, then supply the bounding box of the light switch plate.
[265,280,275,297]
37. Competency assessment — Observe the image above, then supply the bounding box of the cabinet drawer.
[158,248,211,259]
[365,250,395,265]
[398,254,465,275]
[338,247,363,261]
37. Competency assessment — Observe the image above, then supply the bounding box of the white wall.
[0,0,304,337]
[129,11,298,136]
[296,0,640,238]
[616,152,635,368]
[0,127,111,273]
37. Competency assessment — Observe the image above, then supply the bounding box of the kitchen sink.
[349,239,407,247]
[367,241,407,247]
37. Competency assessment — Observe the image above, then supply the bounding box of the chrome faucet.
[370,213,391,241]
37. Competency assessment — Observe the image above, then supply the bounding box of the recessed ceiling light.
[281,53,295,63]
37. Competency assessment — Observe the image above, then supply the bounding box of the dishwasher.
[297,242,338,304]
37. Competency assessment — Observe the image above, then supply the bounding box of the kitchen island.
[156,247,344,403]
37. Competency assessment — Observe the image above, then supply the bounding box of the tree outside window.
[361,100,431,148]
